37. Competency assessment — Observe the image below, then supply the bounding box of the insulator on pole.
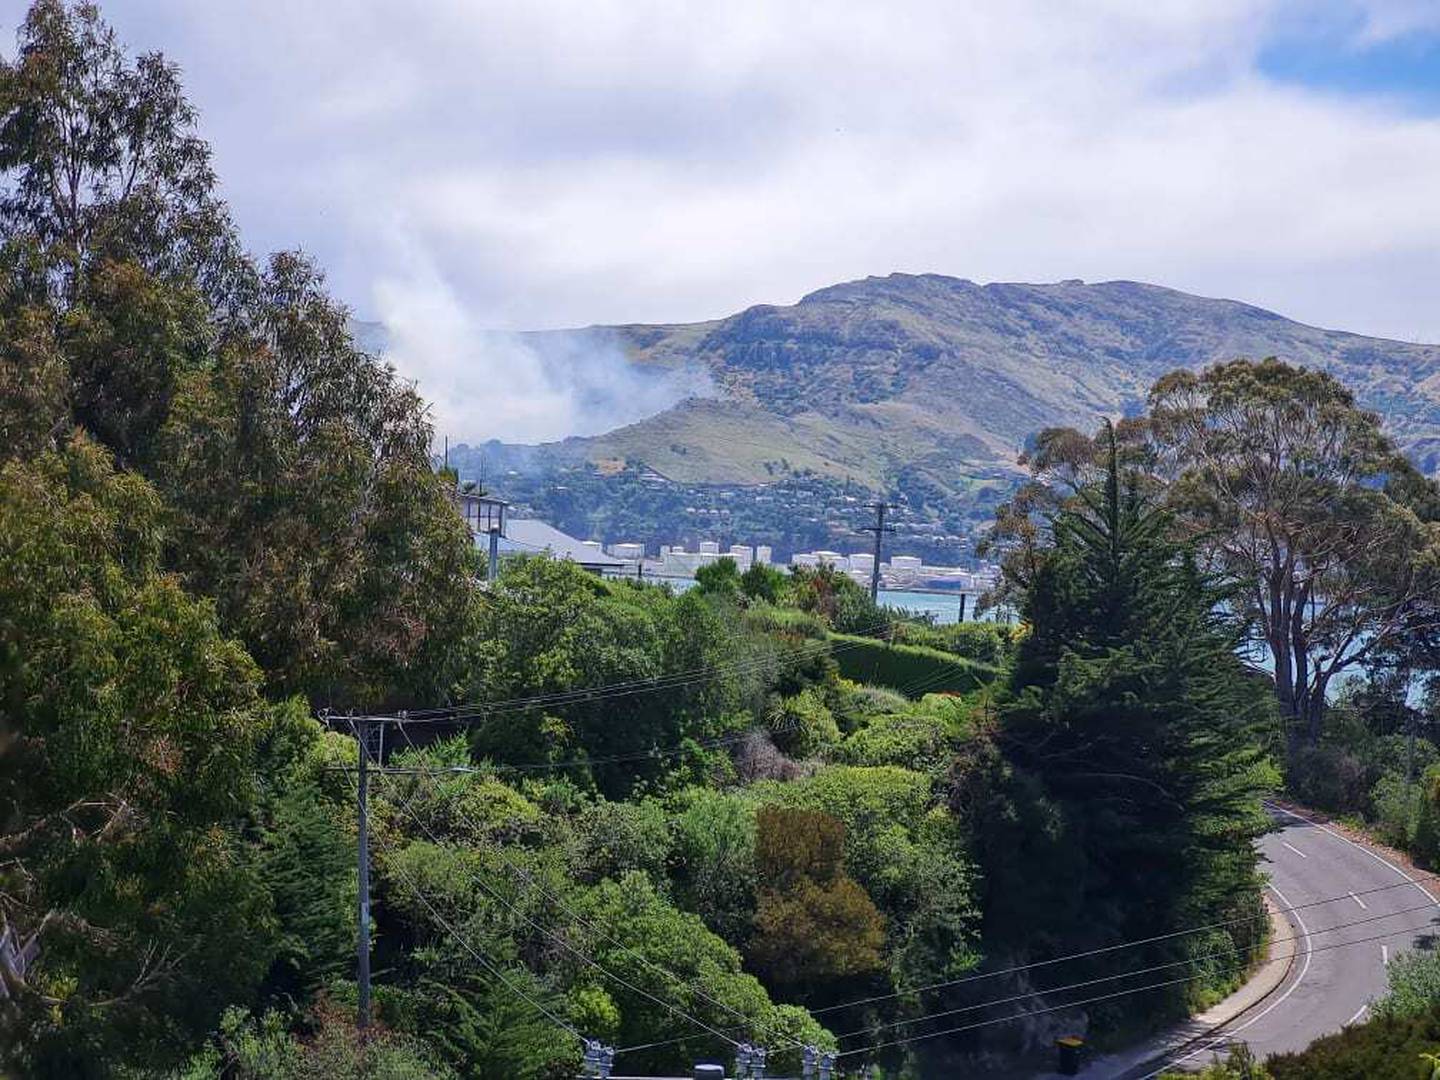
[802,1045,817,1080]
[734,1043,752,1077]
[818,1050,836,1080]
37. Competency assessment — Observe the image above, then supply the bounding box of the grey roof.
[491,518,626,567]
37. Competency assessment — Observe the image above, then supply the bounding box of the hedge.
[828,634,997,697]
[1266,1004,1440,1079]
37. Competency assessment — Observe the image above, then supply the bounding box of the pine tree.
[1000,422,1273,1021]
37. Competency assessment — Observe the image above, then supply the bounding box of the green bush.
[1372,772,1419,848]
[838,709,953,771]
[1287,744,1371,813]
[891,620,1017,664]
[1268,1004,1440,1079]
[1374,950,1440,1022]
[828,634,996,697]
[769,687,842,758]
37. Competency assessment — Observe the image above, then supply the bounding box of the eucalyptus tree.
[1144,359,1440,750]
[0,0,480,704]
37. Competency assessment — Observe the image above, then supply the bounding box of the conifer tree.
[1001,422,1273,1017]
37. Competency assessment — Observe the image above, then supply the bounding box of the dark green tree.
[999,423,1273,1024]
[0,439,278,1075]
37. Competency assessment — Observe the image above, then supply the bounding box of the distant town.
[597,538,1000,593]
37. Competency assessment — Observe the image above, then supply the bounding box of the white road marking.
[1349,891,1369,911]
[1138,883,1313,1079]
[1266,802,1440,908]
[1282,841,1308,859]
[1382,944,1389,965]
[1347,1003,1368,1025]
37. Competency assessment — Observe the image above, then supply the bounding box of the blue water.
[631,576,1001,623]
[879,589,1008,623]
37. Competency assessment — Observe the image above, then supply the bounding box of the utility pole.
[859,502,895,603]
[355,715,373,1030]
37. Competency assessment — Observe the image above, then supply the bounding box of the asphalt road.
[1127,804,1440,1076]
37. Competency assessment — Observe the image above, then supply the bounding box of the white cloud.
[57,0,1440,438]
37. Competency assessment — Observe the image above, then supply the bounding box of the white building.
[791,552,820,568]
[609,542,645,561]
[699,540,721,555]
[890,555,923,572]
[849,552,875,573]
[728,544,754,569]
[756,545,773,565]
[814,551,848,570]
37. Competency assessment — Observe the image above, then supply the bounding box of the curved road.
[1126,804,1440,1076]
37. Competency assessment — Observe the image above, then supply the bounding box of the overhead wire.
[369,762,744,1051]
[339,738,586,1046]
[397,617,894,723]
[830,893,1440,1043]
[803,864,1440,1018]
[387,722,803,1050]
[833,913,1439,1059]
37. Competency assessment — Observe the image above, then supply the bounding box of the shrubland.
[8,3,1428,1079]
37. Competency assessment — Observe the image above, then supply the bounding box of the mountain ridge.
[481,273,1440,486]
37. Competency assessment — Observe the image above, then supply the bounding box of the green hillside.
[481,274,1440,486]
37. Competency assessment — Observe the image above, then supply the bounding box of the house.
[495,518,626,574]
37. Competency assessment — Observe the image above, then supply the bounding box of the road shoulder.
[1033,896,1297,1079]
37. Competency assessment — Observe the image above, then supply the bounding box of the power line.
[387,723,804,1050]
[397,619,895,723]
[805,865,1440,1018]
[372,767,744,1050]
[830,894,1438,1043]
[833,915,1427,1059]
[339,740,586,1045]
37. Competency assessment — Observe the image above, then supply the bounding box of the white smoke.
[372,253,712,444]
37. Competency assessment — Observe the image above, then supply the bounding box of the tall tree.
[999,422,1272,1021]
[0,0,241,305]
[0,1,481,704]
[0,438,278,1075]
[1145,359,1440,748]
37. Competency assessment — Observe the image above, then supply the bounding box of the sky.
[5,0,1440,441]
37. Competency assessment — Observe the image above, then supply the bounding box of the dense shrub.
[1287,744,1371,813]
[1267,1005,1440,1079]
[829,634,997,697]
[891,620,1018,665]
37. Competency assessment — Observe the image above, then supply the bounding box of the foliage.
[0,0,481,707]
[829,633,996,697]
[748,806,887,994]
[768,686,841,758]
[994,423,1274,1030]
[1159,1044,1273,1079]
[1374,950,1440,1022]
[1143,359,1440,750]
[0,439,283,1075]
[1268,1005,1440,1080]
[173,1002,457,1080]
[694,555,742,597]
[889,620,1017,665]
[668,787,758,943]
[790,564,888,635]
[740,561,789,604]
[466,556,764,795]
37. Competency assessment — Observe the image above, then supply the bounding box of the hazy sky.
[5,0,1440,439]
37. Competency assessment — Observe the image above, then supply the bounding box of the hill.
[459,275,1440,488]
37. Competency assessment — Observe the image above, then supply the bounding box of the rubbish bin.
[1056,1035,1085,1076]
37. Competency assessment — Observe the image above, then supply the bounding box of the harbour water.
[877,589,984,623]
